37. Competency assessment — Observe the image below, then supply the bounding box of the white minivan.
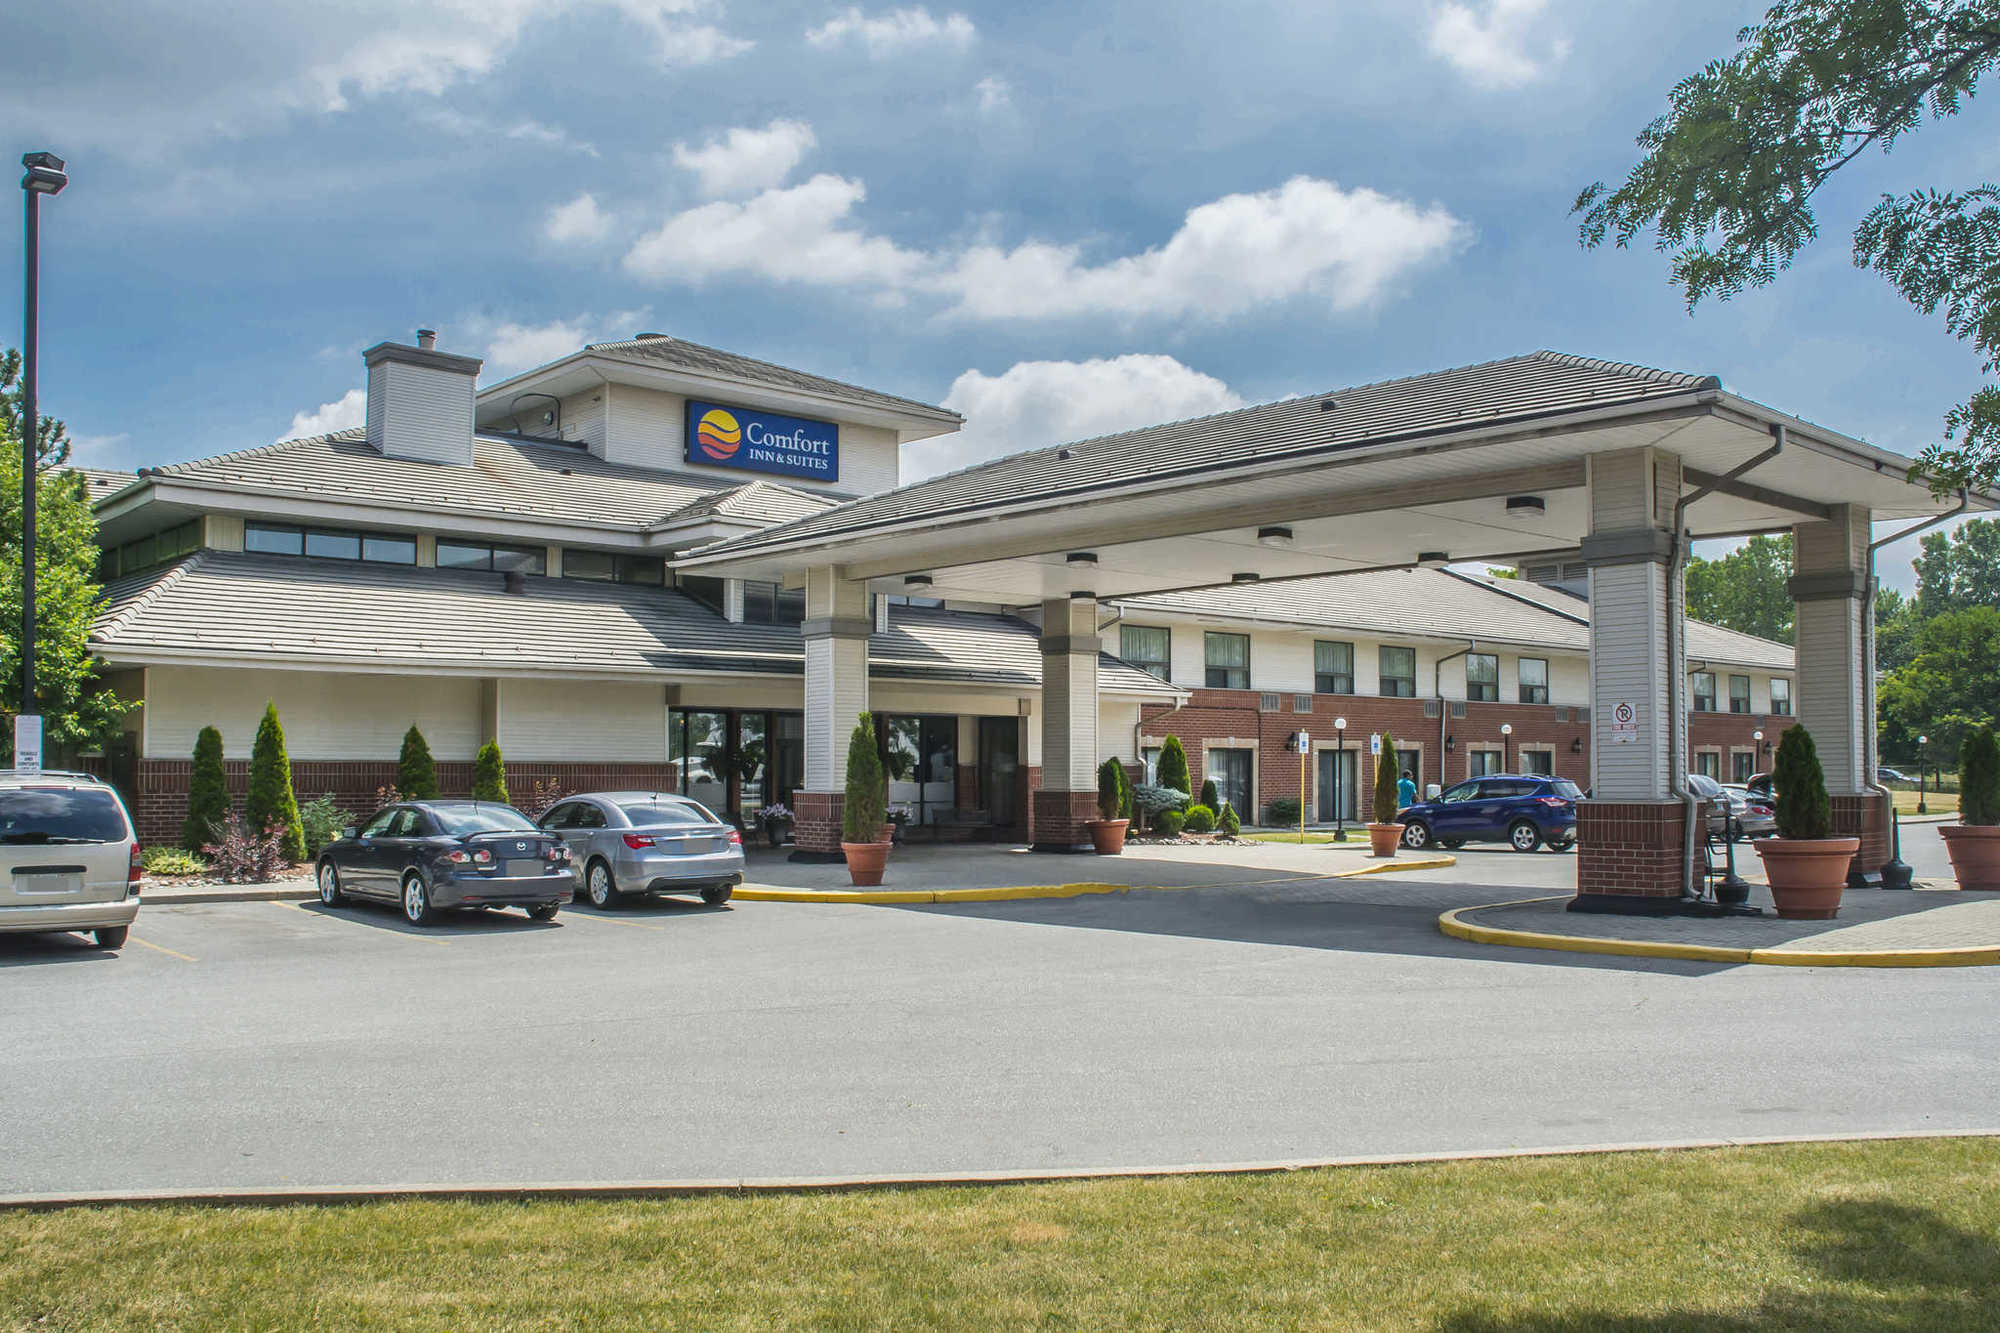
[0,771,142,949]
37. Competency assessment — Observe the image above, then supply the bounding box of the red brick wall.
[1576,800,1706,898]
[1030,789,1099,849]
[1689,711,1786,778]
[129,758,675,846]
[1831,792,1892,880]
[792,791,845,854]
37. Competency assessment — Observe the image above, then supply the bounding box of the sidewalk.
[1443,885,2000,967]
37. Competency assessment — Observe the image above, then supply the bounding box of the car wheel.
[1508,820,1542,853]
[701,882,733,906]
[1402,820,1432,850]
[317,860,346,906]
[401,871,436,926]
[586,860,622,909]
[94,925,129,949]
[526,902,560,922]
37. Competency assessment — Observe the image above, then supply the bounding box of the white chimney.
[363,328,481,465]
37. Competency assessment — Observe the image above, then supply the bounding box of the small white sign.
[1369,733,1382,757]
[1608,700,1638,746]
[14,715,43,773]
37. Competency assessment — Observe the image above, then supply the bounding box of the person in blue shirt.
[1397,769,1417,810]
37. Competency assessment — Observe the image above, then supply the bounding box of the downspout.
[1864,488,1970,885]
[1434,641,1475,790]
[1670,424,1788,899]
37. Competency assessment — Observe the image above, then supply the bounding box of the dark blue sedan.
[1398,775,1581,852]
[316,800,573,925]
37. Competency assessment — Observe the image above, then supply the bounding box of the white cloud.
[545,193,612,243]
[287,388,367,439]
[974,75,1011,114]
[904,355,1245,479]
[626,173,928,288]
[1427,0,1572,89]
[622,173,1467,323]
[465,309,652,378]
[806,6,976,55]
[672,119,818,197]
[607,0,753,64]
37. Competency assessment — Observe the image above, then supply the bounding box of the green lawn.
[4,1139,1997,1330]
[1242,829,1356,845]
[1893,790,1959,815]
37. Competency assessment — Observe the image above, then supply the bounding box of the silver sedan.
[537,792,744,908]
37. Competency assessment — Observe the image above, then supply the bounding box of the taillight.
[445,849,470,864]
[727,828,743,846]
[1536,797,1570,808]
[128,842,143,886]
[1748,803,1772,815]
[473,847,493,863]
[623,833,655,849]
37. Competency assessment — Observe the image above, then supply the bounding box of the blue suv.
[1398,774,1581,853]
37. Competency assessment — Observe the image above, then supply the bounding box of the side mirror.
[341,826,357,840]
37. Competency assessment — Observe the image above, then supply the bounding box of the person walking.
[1397,769,1417,812]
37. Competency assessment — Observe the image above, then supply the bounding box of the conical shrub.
[472,739,509,804]
[398,725,438,800]
[842,712,886,843]
[1772,724,1831,840]
[182,725,229,852]
[245,703,305,863]
[1372,732,1402,824]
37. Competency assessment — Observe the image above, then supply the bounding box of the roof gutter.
[1669,423,1786,900]
[1435,641,1475,786]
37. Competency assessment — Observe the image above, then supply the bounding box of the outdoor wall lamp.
[904,574,933,589]
[1443,734,1455,752]
[1571,736,1583,753]
[1257,526,1293,548]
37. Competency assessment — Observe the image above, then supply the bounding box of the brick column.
[793,567,870,861]
[1572,447,1693,911]
[1034,594,1100,851]
[1791,504,1886,884]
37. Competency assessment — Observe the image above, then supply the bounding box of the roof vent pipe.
[417,328,437,350]
[503,570,527,595]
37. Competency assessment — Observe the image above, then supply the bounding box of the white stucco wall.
[143,667,483,761]
[497,678,668,762]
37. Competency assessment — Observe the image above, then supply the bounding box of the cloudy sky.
[8,0,1994,588]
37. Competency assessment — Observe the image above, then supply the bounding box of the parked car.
[1877,766,1911,785]
[538,792,744,908]
[1399,774,1581,852]
[1719,783,1777,840]
[315,800,572,925]
[0,771,142,949]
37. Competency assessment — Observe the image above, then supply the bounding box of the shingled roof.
[577,335,962,425]
[686,351,1721,560]
[91,551,1177,694]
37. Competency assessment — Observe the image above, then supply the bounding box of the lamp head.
[21,151,67,195]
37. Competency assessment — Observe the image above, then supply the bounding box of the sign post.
[1294,730,1309,842]
[14,714,43,774]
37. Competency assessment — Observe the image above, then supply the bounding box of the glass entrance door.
[1207,748,1253,821]
[1316,748,1357,823]
[978,717,1019,827]
[669,710,729,815]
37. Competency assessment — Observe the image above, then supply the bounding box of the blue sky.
[7,0,1994,590]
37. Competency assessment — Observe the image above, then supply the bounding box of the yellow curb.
[734,857,1456,905]
[1439,897,2000,968]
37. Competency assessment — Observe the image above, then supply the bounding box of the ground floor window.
[1519,749,1554,776]
[1468,748,1502,777]
[1316,747,1357,823]
[1695,750,1721,780]
[1731,750,1756,784]
[668,708,804,822]
[1206,748,1253,820]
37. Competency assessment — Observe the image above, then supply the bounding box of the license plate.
[505,859,544,878]
[11,870,83,895]
[671,838,719,855]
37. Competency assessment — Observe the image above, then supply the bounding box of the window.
[1293,694,1314,714]
[245,522,415,565]
[1518,657,1549,705]
[1731,750,1755,784]
[437,540,545,575]
[1520,749,1554,776]
[1696,751,1721,780]
[1729,675,1752,714]
[1314,640,1354,694]
[101,519,201,579]
[1692,671,1716,713]
[741,579,806,625]
[1141,746,1161,785]
[1468,749,1502,777]
[562,550,664,585]
[1121,625,1172,682]
[0,786,129,843]
[1258,693,1282,713]
[1466,653,1498,703]
[1770,677,1792,716]
[1205,632,1250,690]
[678,575,726,615]
[1379,645,1416,698]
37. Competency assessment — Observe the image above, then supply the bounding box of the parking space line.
[555,910,669,932]
[127,935,195,963]
[270,898,446,943]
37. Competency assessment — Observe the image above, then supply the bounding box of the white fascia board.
[141,479,653,548]
[87,645,799,685]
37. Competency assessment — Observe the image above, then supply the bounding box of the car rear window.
[0,787,129,844]
[1551,780,1583,799]
[432,805,537,835]
[619,801,713,827]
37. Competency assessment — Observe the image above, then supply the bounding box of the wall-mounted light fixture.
[1231,572,1261,584]
[1505,495,1546,519]
[1571,736,1583,754]
[1257,526,1293,549]
[1443,734,1455,753]
[904,574,933,589]
[1065,551,1097,566]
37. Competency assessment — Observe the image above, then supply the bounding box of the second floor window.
[1770,677,1792,715]
[1379,645,1416,698]
[1692,672,1716,713]
[562,550,665,586]
[1121,625,1172,681]
[437,539,546,575]
[1205,632,1250,690]
[1314,640,1354,694]
[245,522,416,566]
[742,579,806,624]
[1466,653,1498,702]
[1518,656,1549,704]
[1729,674,1752,714]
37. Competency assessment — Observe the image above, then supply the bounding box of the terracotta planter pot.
[1753,836,1859,920]
[1939,824,2000,890]
[842,840,891,887]
[1366,822,1402,858]
[1086,818,1129,855]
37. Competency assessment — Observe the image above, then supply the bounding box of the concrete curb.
[732,855,1456,905]
[1439,896,2000,968]
[3,1127,1992,1212]
[140,885,316,905]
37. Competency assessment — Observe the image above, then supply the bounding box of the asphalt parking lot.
[3,825,1993,1196]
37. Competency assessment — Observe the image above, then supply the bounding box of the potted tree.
[840,712,891,887]
[1088,757,1131,854]
[1940,726,2000,890]
[1366,732,1403,857]
[1753,724,1859,919]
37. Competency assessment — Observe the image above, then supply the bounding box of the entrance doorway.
[1207,748,1253,820]
[1316,748,1357,823]
[978,717,1019,828]
[882,714,958,828]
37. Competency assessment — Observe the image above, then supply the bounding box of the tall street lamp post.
[1333,716,1347,842]
[1500,722,1513,773]
[1917,735,1929,815]
[17,151,67,760]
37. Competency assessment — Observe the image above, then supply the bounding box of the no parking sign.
[1609,700,1638,745]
